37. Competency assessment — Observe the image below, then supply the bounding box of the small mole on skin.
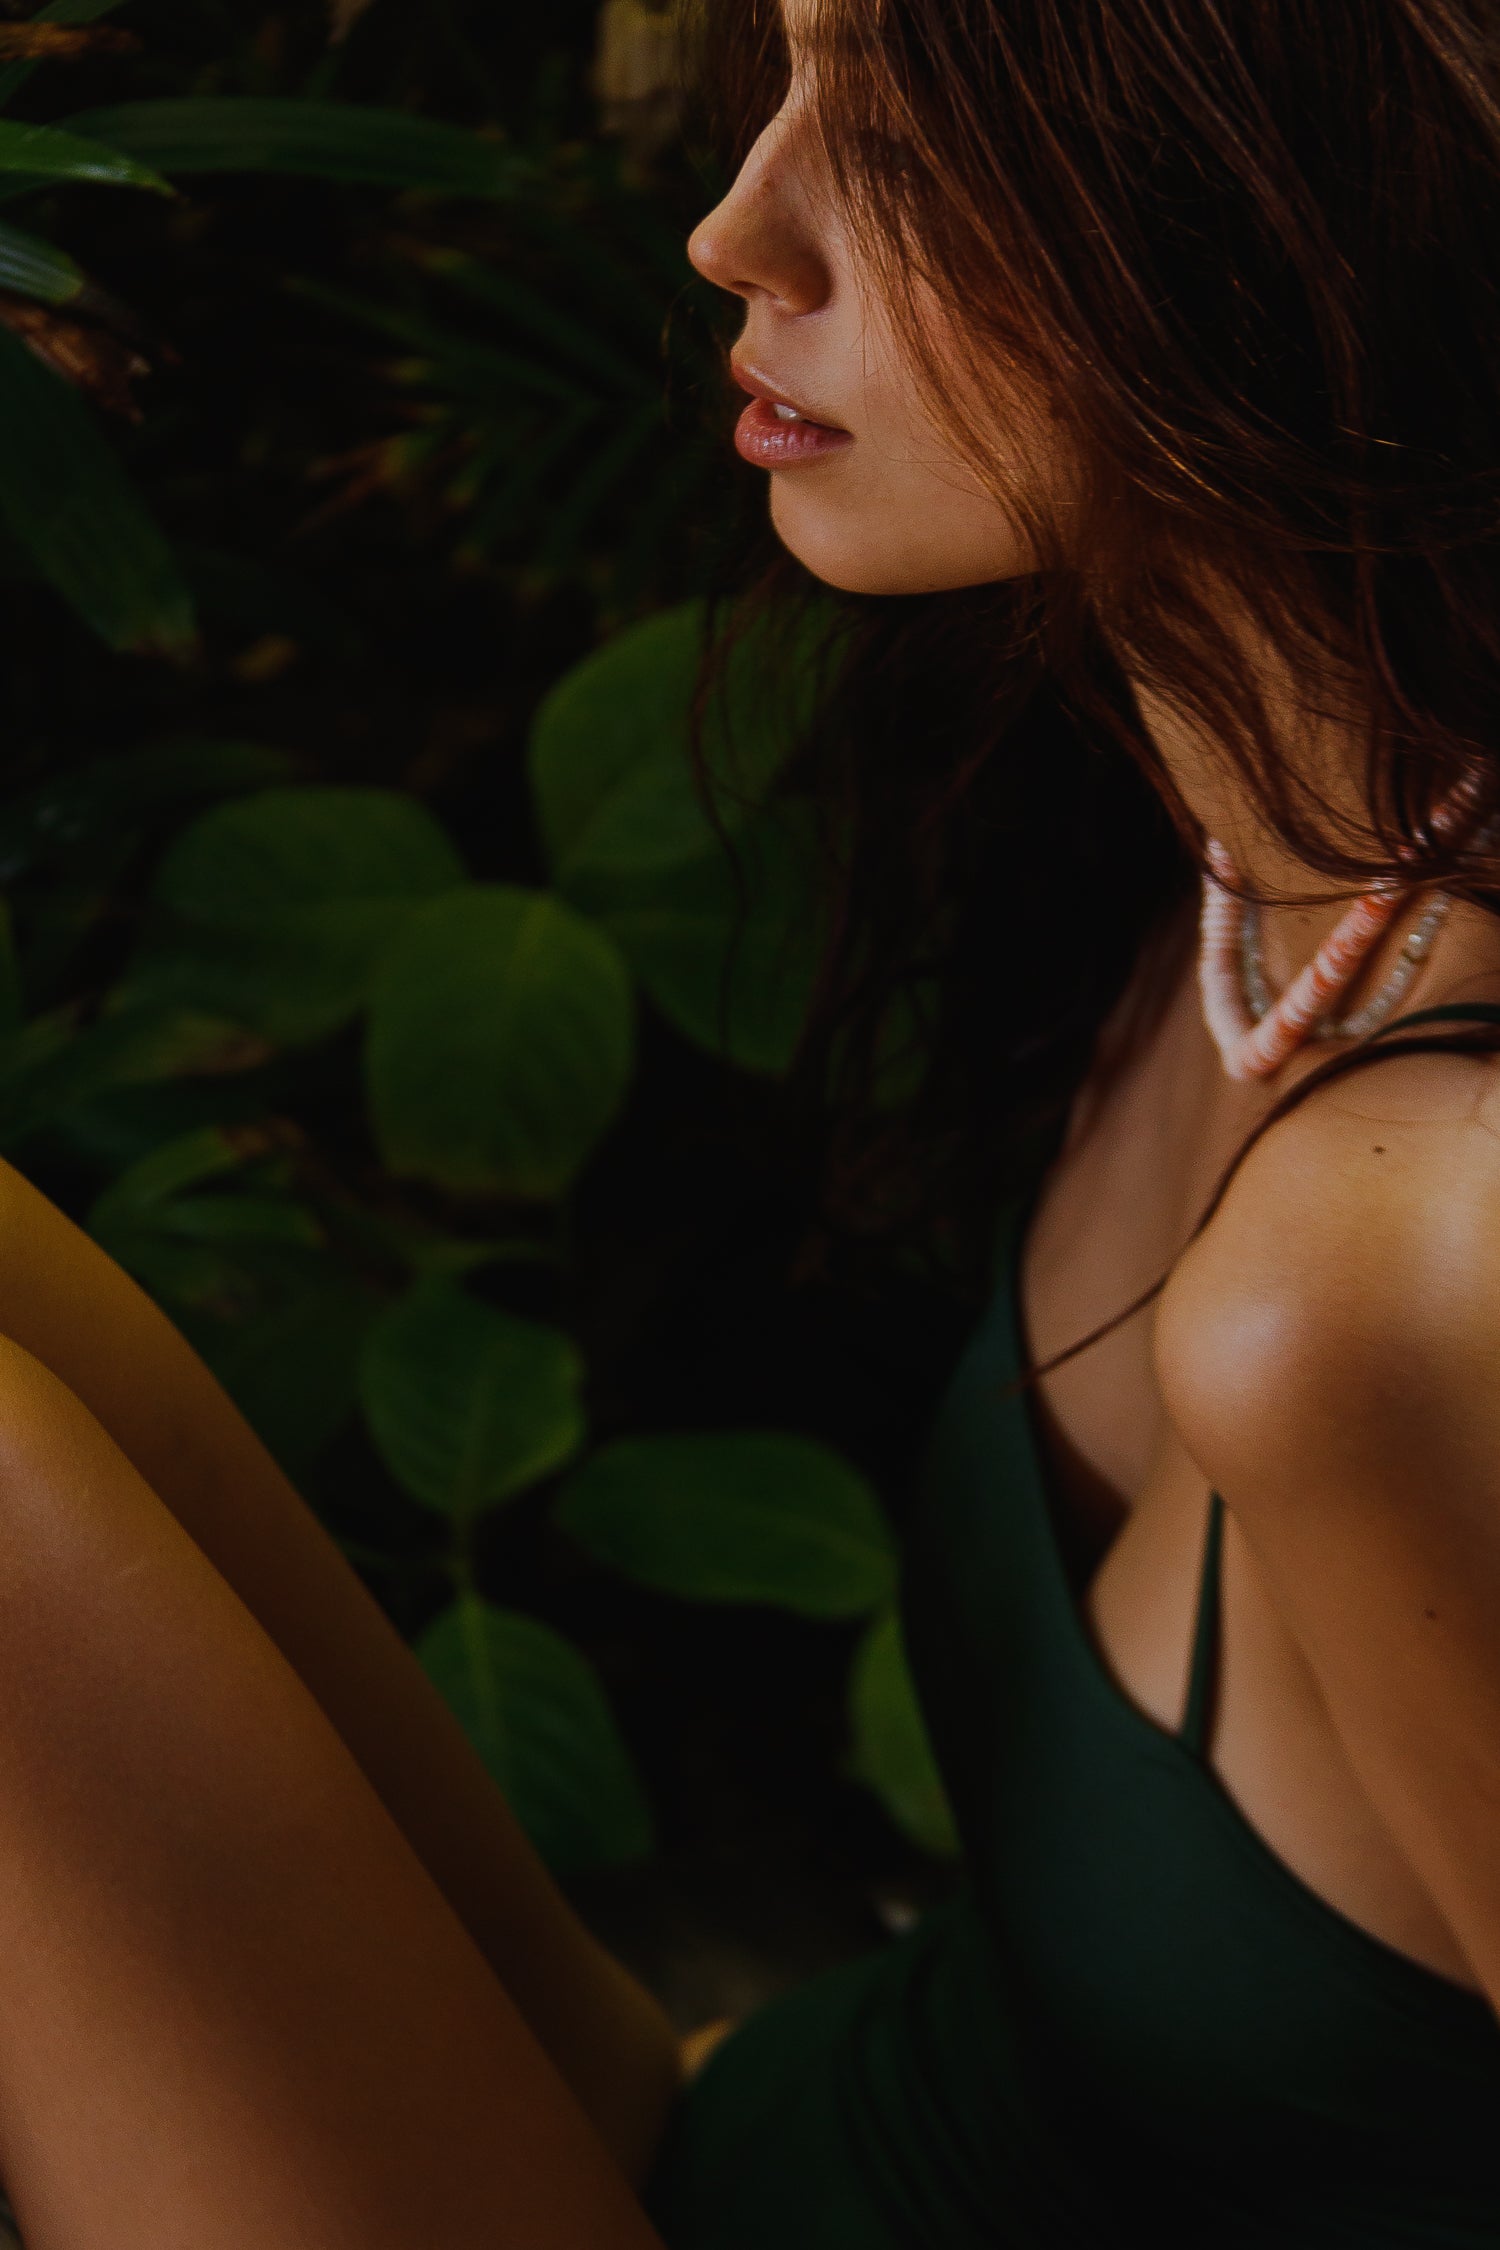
[1372,1145,1386,1154]
[1424,1608,1438,1620]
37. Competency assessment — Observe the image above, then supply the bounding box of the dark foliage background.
[0,0,977,2025]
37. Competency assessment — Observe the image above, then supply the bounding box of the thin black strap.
[1367,1001,1500,1036]
[1178,1489,1225,1759]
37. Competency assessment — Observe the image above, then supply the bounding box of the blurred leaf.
[0,116,168,193]
[0,739,296,885]
[360,1279,585,1518]
[847,1608,959,1856]
[0,324,193,653]
[555,1431,897,1618]
[366,886,634,1199]
[122,787,466,1044]
[418,1596,653,1872]
[0,221,83,306]
[587,803,826,1075]
[68,99,529,195]
[531,601,772,883]
[536,594,847,879]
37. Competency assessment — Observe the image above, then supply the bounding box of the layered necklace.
[1198,775,1494,1082]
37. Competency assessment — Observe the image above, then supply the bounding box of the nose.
[685,122,832,316]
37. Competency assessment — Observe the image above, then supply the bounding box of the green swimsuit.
[643,1003,1500,2248]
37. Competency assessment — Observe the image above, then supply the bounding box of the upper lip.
[729,358,846,428]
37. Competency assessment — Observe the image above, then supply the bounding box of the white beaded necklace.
[1197,777,1494,1082]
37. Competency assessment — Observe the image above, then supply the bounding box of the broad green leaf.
[0,325,193,654]
[366,886,633,1199]
[0,118,169,194]
[0,221,82,305]
[0,740,296,886]
[532,597,698,881]
[418,1597,653,1872]
[68,100,527,195]
[360,1280,585,1518]
[586,805,826,1075]
[122,787,466,1045]
[529,600,839,1070]
[847,1609,959,1857]
[555,1431,897,1618]
[529,596,844,885]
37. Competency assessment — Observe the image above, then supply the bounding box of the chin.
[768,486,1037,595]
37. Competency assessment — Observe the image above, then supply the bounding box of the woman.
[0,0,1494,2242]
[644,0,1500,2241]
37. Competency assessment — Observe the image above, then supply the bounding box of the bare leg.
[0,1338,665,2250]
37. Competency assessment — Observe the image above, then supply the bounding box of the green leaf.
[587,804,826,1076]
[366,886,634,1200]
[529,597,840,885]
[122,787,466,1045]
[528,601,839,1071]
[418,1596,653,1873]
[0,220,82,305]
[555,1432,897,1618]
[0,325,194,654]
[847,1609,959,1857]
[67,100,527,196]
[0,118,169,194]
[360,1279,585,1519]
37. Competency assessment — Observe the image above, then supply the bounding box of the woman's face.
[685,0,1064,596]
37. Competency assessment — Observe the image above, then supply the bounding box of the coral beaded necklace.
[1197,776,1494,1082]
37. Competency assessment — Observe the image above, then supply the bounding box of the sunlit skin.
[689,0,1500,2015]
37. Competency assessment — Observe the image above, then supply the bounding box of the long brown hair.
[674,0,1500,1348]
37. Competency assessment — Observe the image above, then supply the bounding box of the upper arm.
[1155,1090,1500,2004]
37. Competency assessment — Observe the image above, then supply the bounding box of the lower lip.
[733,394,853,467]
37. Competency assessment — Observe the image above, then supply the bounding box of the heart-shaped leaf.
[361,1279,585,1518]
[366,885,633,1198]
[418,1597,653,1872]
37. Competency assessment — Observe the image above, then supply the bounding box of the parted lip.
[729,357,847,429]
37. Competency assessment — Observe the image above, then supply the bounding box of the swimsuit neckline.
[992,1167,1500,2034]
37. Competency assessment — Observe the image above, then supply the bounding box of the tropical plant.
[0,592,958,1870]
[0,0,539,651]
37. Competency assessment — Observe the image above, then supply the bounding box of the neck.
[1117,595,1464,1018]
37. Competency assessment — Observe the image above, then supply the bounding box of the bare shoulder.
[1155,1041,1500,1520]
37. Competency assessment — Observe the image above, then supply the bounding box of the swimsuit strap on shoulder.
[1364,1000,1500,1036]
